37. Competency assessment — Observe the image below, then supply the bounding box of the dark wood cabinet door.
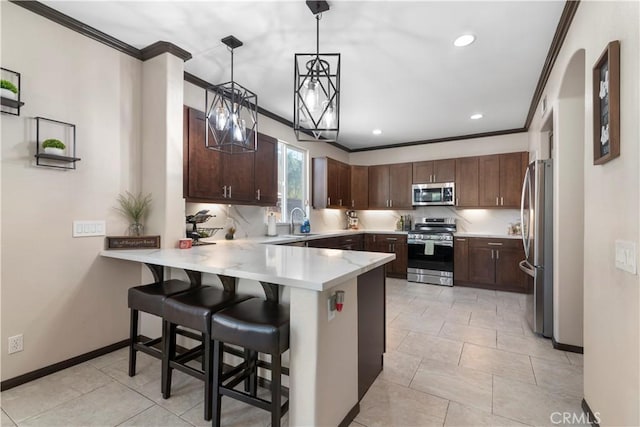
[224,151,255,202]
[338,161,351,208]
[368,165,390,209]
[468,246,496,284]
[496,248,526,291]
[433,159,456,182]
[254,133,278,205]
[478,155,501,207]
[499,153,524,208]
[412,161,434,184]
[313,157,349,209]
[350,166,368,209]
[185,107,225,200]
[326,158,341,207]
[389,163,412,209]
[455,157,479,207]
[454,237,469,283]
[391,236,408,277]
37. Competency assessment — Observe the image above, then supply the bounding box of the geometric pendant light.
[205,35,258,153]
[294,0,340,142]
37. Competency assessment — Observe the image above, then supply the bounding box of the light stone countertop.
[454,232,522,239]
[246,229,408,245]
[100,238,395,292]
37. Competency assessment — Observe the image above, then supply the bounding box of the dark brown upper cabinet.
[312,157,351,209]
[413,159,456,184]
[455,156,479,207]
[478,152,526,208]
[368,163,413,210]
[183,106,277,206]
[350,165,369,210]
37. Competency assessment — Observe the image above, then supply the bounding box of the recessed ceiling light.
[454,34,476,47]
[372,129,382,135]
[470,113,483,120]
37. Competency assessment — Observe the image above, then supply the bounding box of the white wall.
[1,3,143,380]
[528,2,639,425]
[349,132,529,165]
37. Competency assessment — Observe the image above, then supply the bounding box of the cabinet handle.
[223,185,227,198]
[491,249,494,259]
[392,243,395,252]
[228,186,232,198]
[256,189,261,200]
[496,250,500,260]
[339,199,342,206]
[456,197,459,206]
[328,197,331,205]
[496,197,499,206]
[352,200,355,208]
[487,242,503,246]
[432,174,436,183]
[390,199,393,208]
[456,238,466,241]
[501,196,504,206]
[386,238,398,241]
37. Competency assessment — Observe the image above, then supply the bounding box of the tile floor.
[0,280,585,427]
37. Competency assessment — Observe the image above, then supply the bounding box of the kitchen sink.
[281,233,320,238]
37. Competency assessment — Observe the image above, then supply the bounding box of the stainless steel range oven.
[407,218,456,286]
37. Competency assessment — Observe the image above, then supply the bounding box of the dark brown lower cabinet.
[455,237,526,292]
[453,237,469,283]
[306,234,364,251]
[364,234,407,279]
[357,265,385,400]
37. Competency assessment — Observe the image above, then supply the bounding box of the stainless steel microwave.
[412,182,455,206]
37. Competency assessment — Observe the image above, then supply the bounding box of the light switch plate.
[73,220,106,237]
[615,240,637,274]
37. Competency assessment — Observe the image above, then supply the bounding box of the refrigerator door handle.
[519,260,535,277]
[520,164,532,260]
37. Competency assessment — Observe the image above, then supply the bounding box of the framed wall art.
[593,40,620,165]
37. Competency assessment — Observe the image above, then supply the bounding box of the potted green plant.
[42,139,66,155]
[116,191,152,236]
[0,79,18,100]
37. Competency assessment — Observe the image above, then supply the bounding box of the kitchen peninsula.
[101,240,394,426]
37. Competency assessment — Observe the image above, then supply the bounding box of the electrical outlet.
[327,296,336,321]
[8,334,23,354]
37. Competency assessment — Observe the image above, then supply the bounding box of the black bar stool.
[210,282,290,427]
[127,264,200,377]
[162,277,253,421]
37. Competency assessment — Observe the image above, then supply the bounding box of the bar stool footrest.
[219,386,289,416]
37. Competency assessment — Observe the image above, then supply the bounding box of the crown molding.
[524,0,581,128]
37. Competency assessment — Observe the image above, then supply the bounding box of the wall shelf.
[35,117,80,170]
[1,67,24,116]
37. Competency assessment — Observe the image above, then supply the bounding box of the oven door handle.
[408,240,453,247]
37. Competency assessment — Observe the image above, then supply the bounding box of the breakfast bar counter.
[101,241,394,426]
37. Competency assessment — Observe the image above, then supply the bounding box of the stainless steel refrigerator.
[519,159,553,337]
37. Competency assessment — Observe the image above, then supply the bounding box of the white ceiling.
[42,1,565,150]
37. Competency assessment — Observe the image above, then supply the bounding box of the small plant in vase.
[0,79,18,100]
[116,191,152,236]
[42,139,66,156]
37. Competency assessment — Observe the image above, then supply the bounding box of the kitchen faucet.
[289,207,306,235]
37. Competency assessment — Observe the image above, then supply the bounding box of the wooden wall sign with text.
[106,235,161,249]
